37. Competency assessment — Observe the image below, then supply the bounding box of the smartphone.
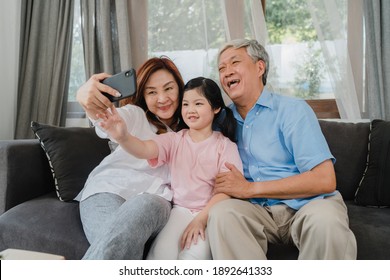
[101,68,137,102]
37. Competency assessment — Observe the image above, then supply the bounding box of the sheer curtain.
[221,0,244,41]
[307,0,362,120]
[222,0,366,120]
[308,0,390,120]
[80,0,147,78]
[15,1,74,139]
[221,0,284,95]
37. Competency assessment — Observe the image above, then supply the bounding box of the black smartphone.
[101,68,137,102]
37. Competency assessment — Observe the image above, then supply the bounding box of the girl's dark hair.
[178,77,237,142]
[119,56,185,134]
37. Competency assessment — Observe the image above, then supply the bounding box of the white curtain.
[221,0,244,41]
[308,0,362,120]
[222,0,364,120]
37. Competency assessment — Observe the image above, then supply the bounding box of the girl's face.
[181,89,220,133]
[144,69,180,126]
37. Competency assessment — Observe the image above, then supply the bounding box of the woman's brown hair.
[119,57,184,134]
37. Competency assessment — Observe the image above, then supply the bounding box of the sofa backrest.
[319,120,370,200]
[0,139,54,213]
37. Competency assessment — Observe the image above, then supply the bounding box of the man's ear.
[257,59,266,78]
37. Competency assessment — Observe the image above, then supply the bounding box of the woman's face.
[143,69,180,126]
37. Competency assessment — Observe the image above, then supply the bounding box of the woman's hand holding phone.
[76,72,123,119]
[101,69,137,102]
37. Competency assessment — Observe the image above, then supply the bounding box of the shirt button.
[245,125,249,129]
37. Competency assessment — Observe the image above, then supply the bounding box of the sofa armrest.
[0,139,54,214]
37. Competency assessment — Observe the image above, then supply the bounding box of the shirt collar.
[257,87,273,110]
[230,87,274,122]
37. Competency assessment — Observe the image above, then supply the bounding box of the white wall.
[0,0,21,140]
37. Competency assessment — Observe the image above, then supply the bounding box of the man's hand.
[215,162,251,198]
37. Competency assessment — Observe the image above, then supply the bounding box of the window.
[148,0,226,83]
[66,0,87,126]
[66,0,362,122]
[147,0,348,101]
[68,0,85,103]
[146,0,265,105]
[265,0,347,100]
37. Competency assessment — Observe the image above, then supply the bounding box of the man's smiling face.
[218,47,265,105]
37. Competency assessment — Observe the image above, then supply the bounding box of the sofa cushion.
[0,192,89,259]
[31,122,110,201]
[319,120,370,200]
[355,120,390,207]
[345,201,390,259]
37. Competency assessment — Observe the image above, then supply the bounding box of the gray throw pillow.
[319,120,370,200]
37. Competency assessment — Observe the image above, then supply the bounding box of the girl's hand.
[180,214,207,250]
[97,106,128,142]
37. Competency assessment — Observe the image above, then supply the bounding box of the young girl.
[98,77,243,260]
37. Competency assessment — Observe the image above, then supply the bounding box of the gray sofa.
[0,120,389,260]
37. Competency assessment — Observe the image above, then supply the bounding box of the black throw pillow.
[355,119,390,207]
[31,121,110,201]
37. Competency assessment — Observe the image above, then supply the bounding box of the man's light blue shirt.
[230,89,336,210]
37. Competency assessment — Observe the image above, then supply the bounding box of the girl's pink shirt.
[148,129,243,212]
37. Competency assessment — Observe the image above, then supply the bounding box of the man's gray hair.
[218,39,269,85]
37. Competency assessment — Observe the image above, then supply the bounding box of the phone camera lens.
[125,71,130,77]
